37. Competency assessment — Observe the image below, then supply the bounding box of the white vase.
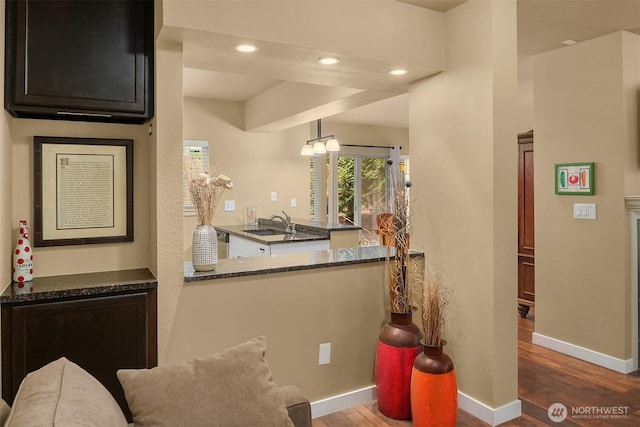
[192,224,218,271]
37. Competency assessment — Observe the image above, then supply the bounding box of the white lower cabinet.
[228,235,330,258]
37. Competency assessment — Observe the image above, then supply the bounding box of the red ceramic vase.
[410,340,458,427]
[375,312,423,419]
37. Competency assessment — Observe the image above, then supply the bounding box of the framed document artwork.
[33,136,133,247]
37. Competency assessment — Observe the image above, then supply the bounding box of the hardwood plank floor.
[312,315,640,426]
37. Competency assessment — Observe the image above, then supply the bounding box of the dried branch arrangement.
[383,159,414,313]
[183,155,233,225]
[421,269,451,347]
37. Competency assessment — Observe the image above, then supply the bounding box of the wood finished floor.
[312,315,640,426]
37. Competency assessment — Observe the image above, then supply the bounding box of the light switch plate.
[271,191,277,202]
[573,203,596,220]
[224,200,235,212]
[290,198,297,208]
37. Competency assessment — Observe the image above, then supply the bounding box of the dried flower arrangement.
[382,159,414,314]
[421,268,451,347]
[183,156,233,225]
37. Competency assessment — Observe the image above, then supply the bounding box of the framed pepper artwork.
[554,162,594,195]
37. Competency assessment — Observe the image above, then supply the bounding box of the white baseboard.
[310,386,377,419]
[458,392,521,426]
[532,332,634,374]
[310,386,521,426]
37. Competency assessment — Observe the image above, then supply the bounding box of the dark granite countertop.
[215,218,360,246]
[184,246,424,282]
[1,268,157,303]
[216,221,330,245]
[288,218,362,232]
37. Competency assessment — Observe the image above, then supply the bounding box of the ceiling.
[180,0,640,130]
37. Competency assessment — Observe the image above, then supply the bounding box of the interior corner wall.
[518,54,534,133]
[409,0,518,411]
[154,39,185,363]
[0,0,10,393]
[534,31,637,361]
[1,0,11,290]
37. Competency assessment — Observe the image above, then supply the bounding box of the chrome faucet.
[269,211,295,234]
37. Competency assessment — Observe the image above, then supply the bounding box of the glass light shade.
[313,141,326,154]
[235,43,258,53]
[325,138,340,152]
[318,56,340,65]
[301,143,314,156]
[389,68,408,76]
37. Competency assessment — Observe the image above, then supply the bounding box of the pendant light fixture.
[301,119,340,156]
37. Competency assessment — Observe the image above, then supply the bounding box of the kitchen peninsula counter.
[184,246,424,282]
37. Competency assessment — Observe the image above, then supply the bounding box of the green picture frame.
[554,162,594,195]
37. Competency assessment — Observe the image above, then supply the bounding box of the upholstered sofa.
[0,336,312,427]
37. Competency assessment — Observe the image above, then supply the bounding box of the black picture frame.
[33,136,133,247]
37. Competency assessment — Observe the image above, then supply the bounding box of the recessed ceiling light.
[234,43,258,53]
[561,39,578,46]
[318,56,340,65]
[389,68,408,76]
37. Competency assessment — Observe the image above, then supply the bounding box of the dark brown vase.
[375,311,423,420]
[411,340,458,426]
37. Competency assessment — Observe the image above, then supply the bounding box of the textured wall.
[409,0,518,410]
[534,31,640,360]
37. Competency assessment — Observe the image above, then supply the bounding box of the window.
[183,140,208,216]
[309,145,408,245]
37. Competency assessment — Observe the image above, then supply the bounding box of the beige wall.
[1,0,11,289]
[534,31,640,360]
[181,98,410,260]
[409,0,518,409]
[182,97,311,259]
[518,54,534,133]
[154,27,421,401]
[9,120,151,277]
[164,264,390,401]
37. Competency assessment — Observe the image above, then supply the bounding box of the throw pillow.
[117,336,294,427]
[0,399,10,424]
[4,357,128,426]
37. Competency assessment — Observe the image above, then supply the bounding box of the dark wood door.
[518,130,535,318]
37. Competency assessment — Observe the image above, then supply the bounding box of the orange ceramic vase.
[410,340,457,427]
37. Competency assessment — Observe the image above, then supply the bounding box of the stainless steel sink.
[243,228,287,236]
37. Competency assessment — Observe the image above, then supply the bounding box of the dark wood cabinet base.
[1,270,157,422]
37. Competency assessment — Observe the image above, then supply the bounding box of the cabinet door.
[4,0,154,123]
[229,235,271,257]
[1,291,156,421]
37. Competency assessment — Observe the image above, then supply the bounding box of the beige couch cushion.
[4,357,128,426]
[117,336,294,427]
[0,399,10,425]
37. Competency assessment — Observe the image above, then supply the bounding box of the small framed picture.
[554,162,594,195]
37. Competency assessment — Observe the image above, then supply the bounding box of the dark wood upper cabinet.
[4,0,154,124]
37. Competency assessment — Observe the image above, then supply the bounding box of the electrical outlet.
[224,200,235,212]
[290,198,297,208]
[271,191,277,202]
[319,343,331,365]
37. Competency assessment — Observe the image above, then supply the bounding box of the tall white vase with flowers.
[183,156,233,271]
